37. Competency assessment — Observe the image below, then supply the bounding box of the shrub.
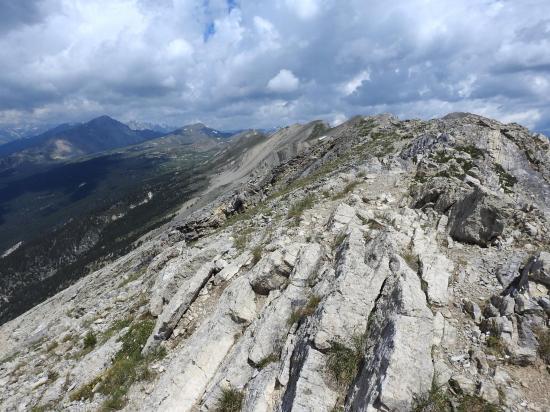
[215,387,243,412]
[326,334,365,387]
[455,145,485,160]
[83,332,97,349]
[493,163,517,193]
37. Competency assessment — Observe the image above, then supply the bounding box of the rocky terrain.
[0,113,549,411]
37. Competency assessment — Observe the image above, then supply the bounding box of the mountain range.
[0,112,548,411]
[0,116,164,169]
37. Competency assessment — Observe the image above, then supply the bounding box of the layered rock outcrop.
[1,113,549,412]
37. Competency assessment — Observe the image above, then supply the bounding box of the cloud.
[285,0,321,20]
[0,0,54,34]
[267,69,299,93]
[0,0,548,133]
[340,70,370,96]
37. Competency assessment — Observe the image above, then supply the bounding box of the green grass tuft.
[287,194,316,224]
[287,295,322,326]
[70,319,166,410]
[256,353,279,369]
[251,245,263,265]
[332,180,361,200]
[83,331,97,349]
[326,334,365,387]
[412,380,452,412]
[215,387,243,412]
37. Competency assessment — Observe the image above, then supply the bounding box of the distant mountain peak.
[86,115,124,127]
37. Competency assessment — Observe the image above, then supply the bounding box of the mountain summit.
[0,113,549,411]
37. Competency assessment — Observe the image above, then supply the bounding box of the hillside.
[0,120,250,325]
[0,113,549,412]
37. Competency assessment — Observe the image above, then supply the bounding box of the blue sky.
[0,0,549,133]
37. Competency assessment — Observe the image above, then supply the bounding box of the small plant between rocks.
[332,180,360,200]
[486,335,505,356]
[326,333,365,387]
[412,379,452,412]
[251,245,263,265]
[70,319,166,410]
[287,295,322,326]
[215,386,243,412]
[83,331,97,349]
[256,353,279,369]
[287,193,316,225]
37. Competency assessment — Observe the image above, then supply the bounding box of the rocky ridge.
[0,113,549,411]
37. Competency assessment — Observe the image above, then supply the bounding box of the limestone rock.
[448,186,507,247]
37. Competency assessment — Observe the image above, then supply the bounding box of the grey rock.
[448,186,507,247]
[478,380,500,404]
[144,260,218,353]
[449,375,476,395]
[515,294,544,316]
[241,364,279,412]
[463,299,483,324]
[249,250,290,295]
[528,251,550,287]
[345,266,434,411]
[483,303,500,318]
[499,296,515,316]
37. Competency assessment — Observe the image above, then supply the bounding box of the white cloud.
[331,113,347,126]
[267,69,300,93]
[340,70,370,96]
[165,38,193,59]
[284,0,320,20]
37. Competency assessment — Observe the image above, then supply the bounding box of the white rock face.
[143,273,256,410]
[413,227,453,306]
[346,268,434,411]
[314,226,389,350]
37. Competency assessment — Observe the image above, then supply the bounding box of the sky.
[0,0,549,133]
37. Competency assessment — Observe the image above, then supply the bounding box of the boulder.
[411,177,469,213]
[448,186,507,247]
